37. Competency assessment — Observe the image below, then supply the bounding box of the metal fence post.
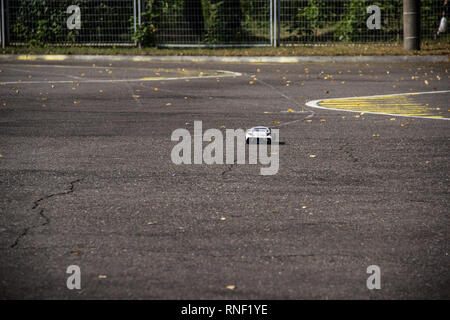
[1,0,5,49]
[270,0,273,46]
[133,0,137,46]
[273,0,280,47]
[403,0,420,50]
[137,0,141,48]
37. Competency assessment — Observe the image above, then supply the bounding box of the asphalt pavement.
[0,58,449,299]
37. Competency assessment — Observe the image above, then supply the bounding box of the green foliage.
[7,0,446,46]
[335,0,368,42]
[203,0,231,44]
[9,0,133,44]
[10,0,83,44]
[132,0,159,46]
[290,0,330,41]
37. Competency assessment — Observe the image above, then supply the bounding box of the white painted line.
[305,90,450,121]
[0,71,242,85]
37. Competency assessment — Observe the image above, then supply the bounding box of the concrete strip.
[0,54,448,63]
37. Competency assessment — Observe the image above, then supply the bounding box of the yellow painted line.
[17,55,37,61]
[43,55,68,61]
[306,91,450,120]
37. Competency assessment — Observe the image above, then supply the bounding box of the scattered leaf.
[226,285,235,290]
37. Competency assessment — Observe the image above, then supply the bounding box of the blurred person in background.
[435,0,448,38]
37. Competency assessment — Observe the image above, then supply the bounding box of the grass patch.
[2,42,449,56]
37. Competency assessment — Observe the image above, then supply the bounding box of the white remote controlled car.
[246,126,272,144]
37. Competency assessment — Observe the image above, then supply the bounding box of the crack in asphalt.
[221,162,236,177]
[10,178,82,248]
[31,178,82,210]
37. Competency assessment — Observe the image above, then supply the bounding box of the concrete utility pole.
[403,0,420,50]
[1,0,5,49]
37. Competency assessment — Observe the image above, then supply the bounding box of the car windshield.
[254,128,267,132]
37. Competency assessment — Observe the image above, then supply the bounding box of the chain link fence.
[149,0,271,46]
[4,0,137,45]
[279,0,402,44]
[0,0,448,47]
[280,0,449,45]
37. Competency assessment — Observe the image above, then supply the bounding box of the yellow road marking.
[306,91,450,119]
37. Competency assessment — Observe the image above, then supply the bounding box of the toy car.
[246,126,272,144]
